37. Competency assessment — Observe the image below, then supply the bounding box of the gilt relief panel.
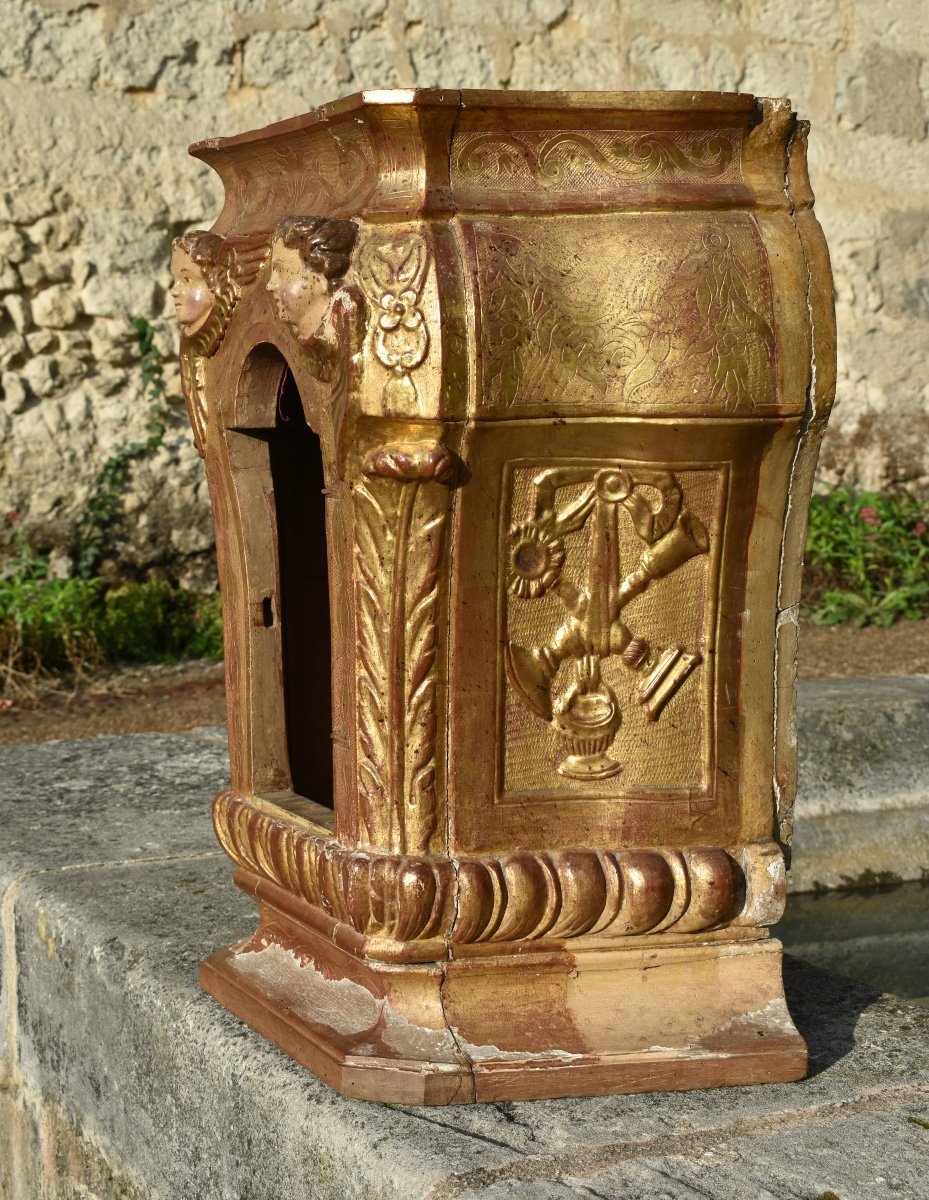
[499,459,726,802]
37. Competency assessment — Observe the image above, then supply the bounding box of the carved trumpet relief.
[502,463,721,795]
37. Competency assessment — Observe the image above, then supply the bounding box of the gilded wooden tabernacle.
[173,90,835,1104]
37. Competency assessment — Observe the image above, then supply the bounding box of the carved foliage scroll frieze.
[454,129,741,189]
[358,232,431,408]
[213,791,745,946]
[353,442,458,853]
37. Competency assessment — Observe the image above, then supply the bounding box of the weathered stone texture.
[0,0,926,582]
[2,727,929,1199]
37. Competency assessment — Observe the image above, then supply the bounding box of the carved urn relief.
[173,90,835,1104]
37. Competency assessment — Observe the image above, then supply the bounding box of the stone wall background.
[1,0,927,587]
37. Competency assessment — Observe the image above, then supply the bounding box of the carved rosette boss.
[172,92,835,1104]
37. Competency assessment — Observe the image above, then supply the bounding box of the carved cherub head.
[267,217,358,344]
[171,231,224,339]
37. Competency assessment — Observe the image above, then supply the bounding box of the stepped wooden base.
[201,895,807,1105]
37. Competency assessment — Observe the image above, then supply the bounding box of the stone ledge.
[1,720,928,1198]
[793,675,929,891]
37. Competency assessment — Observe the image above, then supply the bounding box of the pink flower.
[859,506,881,526]
[914,522,927,537]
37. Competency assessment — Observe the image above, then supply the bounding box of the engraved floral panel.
[470,213,775,414]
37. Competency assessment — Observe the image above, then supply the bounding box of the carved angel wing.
[220,240,271,297]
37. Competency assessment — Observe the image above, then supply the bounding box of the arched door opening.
[231,343,335,811]
[267,364,333,807]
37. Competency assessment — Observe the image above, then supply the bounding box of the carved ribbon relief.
[353,442,457,853]
[505,466,709,780]
[358,232,431,409]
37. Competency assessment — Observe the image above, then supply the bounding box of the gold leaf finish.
[504,465,709,782]
[181,91,835,1103]
[213,791,745,950]
[454,129,741,186]
[358,231,431,408]
[470,217,774,413]
[353,445,453,853]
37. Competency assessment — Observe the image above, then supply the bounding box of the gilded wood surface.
[353,442,456,853]
[213,791,753,948]
[503,464,711,787]
[469,215,775,414]
[175,235,270,455]
[177,91,833,1102]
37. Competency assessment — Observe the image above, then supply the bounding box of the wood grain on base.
[200,919,806,1105]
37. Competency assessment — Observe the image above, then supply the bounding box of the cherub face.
[266,240,331,343]
[171,246,215,337]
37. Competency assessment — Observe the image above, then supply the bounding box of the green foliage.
[1,317,224,689]
[99,580,223,663]
[0,531,102,674]
[75,317,170,579]
[185,590,224,659]
[803,487,929,627]
[1,529,222,686]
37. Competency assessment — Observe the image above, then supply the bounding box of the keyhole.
[262,596,274,628]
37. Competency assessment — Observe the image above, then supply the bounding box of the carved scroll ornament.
[455,129,741,186]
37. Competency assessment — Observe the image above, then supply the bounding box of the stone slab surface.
[1,727,929,1198]
[796,676,929,818]
[0,726,229,886]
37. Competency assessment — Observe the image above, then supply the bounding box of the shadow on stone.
[784,953,881,1077]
